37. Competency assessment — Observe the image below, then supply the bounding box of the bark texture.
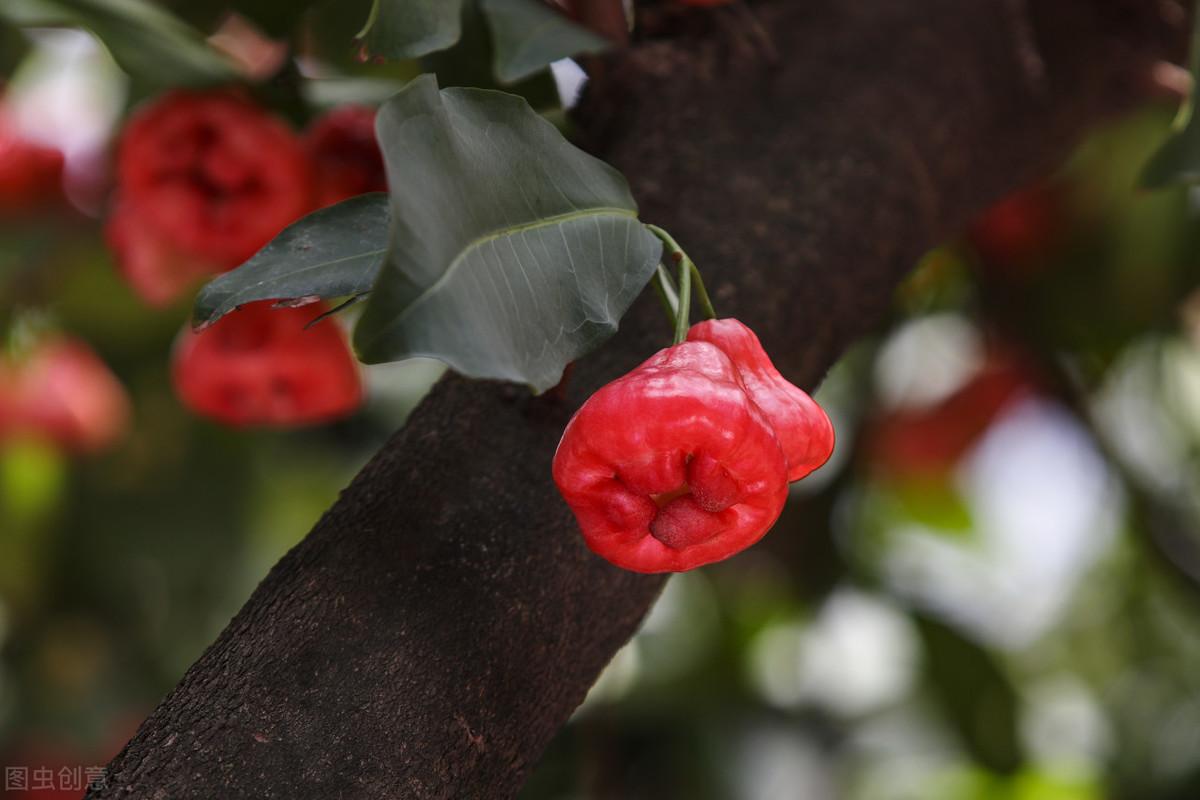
[90,1,1184,797]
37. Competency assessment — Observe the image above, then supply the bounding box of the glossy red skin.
[688,318,835,481]
[305,105,386,208]
[0,113,63,214]
[172,301,362,427]
[107,91,313,304]
[553,340,789,573]
[0,337,130,454]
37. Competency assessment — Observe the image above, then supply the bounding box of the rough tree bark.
[90,1,1184,797]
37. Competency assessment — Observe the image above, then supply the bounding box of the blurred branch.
[89,0,1186,798]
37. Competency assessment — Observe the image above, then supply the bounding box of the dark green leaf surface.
[918,614,1022,774]
[1140,7,1200,188]
[355,75,662,391]
[1140,122,1200,188]
[358,0,464,60]
[421,0,560,109]
[193,194,390,327]
[0,22,30,75]
[480,0,610,84]
[0,0,235,87]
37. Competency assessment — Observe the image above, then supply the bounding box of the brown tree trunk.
[88,1,1184,797]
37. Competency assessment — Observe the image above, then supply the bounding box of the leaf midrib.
[207,247,387,311]
[364,206,639,346]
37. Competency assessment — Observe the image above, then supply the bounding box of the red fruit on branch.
[553,320,833,573]
[687,318,835,480]
[304,105,386,208]
[106,91,313,306]
[0,336,130,454]
[172,301,363,427]
[0,109,64,215]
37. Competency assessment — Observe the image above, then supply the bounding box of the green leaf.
[194,194,390,327]
[421,0,560,110]
[0,21,30,76]
[358,0,464,60]
[888,476,974,534]
[0,0,236,87]
[226,0,320,38]
[1140,125,1200,188]
[917,614,1022,774]
[1140,7,1200,188]
[355,75,662,392]
[480,0,610,84]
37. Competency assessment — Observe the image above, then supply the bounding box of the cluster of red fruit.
[106,91,385,427]
[1,107,128,454]
[554,318,835,573]
[1,92,380,452]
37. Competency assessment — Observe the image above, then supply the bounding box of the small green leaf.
[917,614,1022,774]
[0,0,236,87]
[355,75,662,392]
[1140,6,1200,188]
[358,0,464,60]
[480,0,610,84]
[888,476,975,534]
[0,21,30,76]
[421,0,561,109]
[193,194,390,327]
[1140,124,1200,189]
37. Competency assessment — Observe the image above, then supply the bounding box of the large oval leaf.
[358,0,464,60]
[480,0,610,84]
[354,75,662,392]
[193,193,390,327]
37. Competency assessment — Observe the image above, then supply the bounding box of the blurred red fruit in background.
[105,90,313,306]
[0,740,95,799]
[304,105,386,208]
[105,207,229,307]
[0,109,64,215]
[866,349,1034,477]
[967,181,1065,277]
[0,336,129,455]
[172,301,362,427]
[0,710,145,800]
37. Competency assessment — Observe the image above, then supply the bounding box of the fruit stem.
[653,263,680,329]
[689,262,717,322]
[646,225,717,338]
[674,245,691,345]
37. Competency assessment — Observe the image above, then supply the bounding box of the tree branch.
[89,0,1183,797]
